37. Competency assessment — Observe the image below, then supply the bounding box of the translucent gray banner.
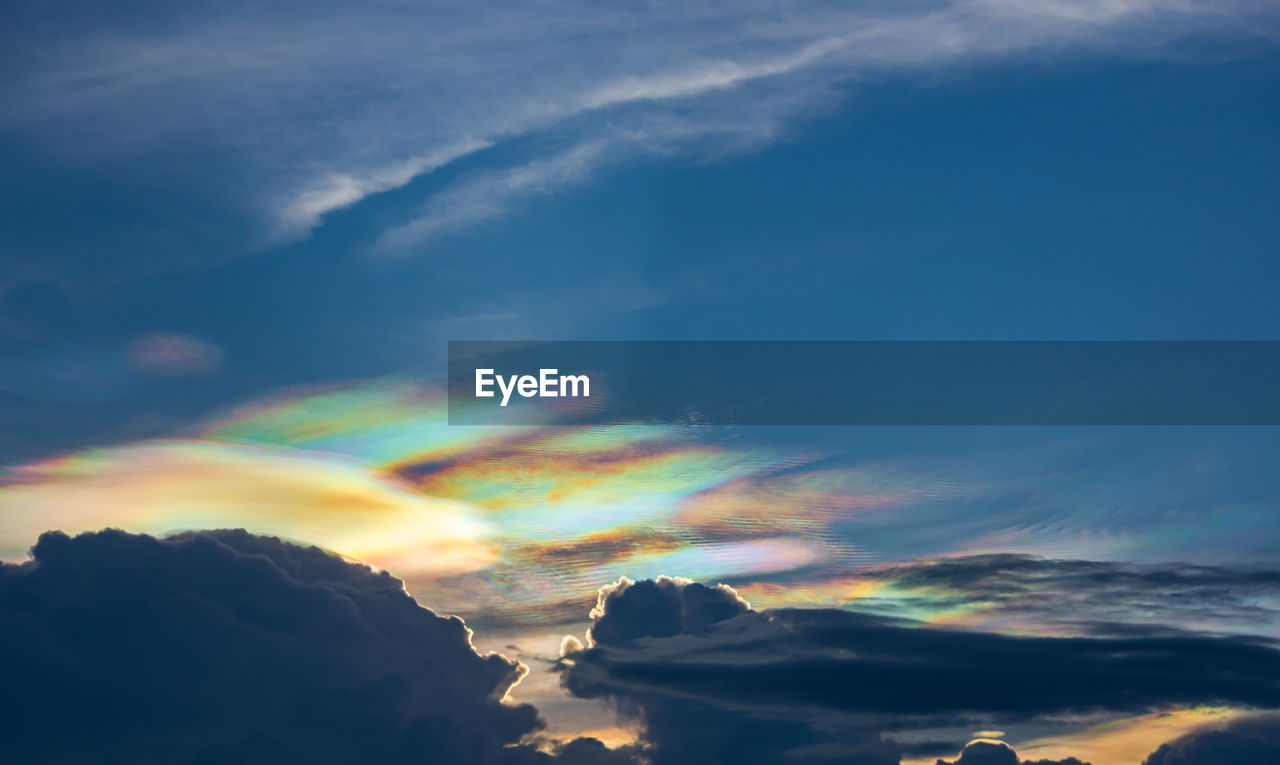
[447,341,1280,425]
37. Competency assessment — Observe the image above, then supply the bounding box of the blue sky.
[4,47,1279,459]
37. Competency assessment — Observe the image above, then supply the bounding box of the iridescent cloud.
[0,439,495,576]
[8,378,1279,639]
[187,380,895,614]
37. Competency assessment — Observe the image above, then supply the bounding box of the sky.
[2,1,1280,764]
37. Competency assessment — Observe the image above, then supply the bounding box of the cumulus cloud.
[586,575,752,646]
[0,528,635,764]
[550,737,647,765]
[935,738,1091,765]
[940,739,1019,765]
[3,0,1277,265]
[558,576,1280,764]
[560,576,897,764]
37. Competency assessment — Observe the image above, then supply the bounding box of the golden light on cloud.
[0,440,496,576]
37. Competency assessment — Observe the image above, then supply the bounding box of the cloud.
[372,141,612,255]
[940,740,1020,765]
[16,374,1280,641]
[557,576,1280,764]
[742,553,1280,639]
[3,527,1276,764]
[3,0,1276,265]
[1,528,535,762]
[557,576,894,763]
[935,738,1091,765]
[550,737,647,765]
[274,137,493,239]
[0,440,497,576]
[586,575,752,646]
[1140,714,1280,765]
[128,332,224,377]
[0,528,642,764]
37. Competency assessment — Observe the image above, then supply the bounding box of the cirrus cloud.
[2,0,1277,270]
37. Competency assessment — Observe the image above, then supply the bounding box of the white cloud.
[1,0,1273,253]
[372,140,611,254]
[272,138,492,240]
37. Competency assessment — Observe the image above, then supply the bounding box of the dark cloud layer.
[559,577,1280,764]
[6,533,1279,765]
[0,529,634,765]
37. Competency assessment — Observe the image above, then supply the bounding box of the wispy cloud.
[372,140,611,255]
[273,138,492,240]
[2,0,1274,256]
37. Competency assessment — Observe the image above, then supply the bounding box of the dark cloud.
[562,576,898,764]
[848,554,1280,637]
[1140,715,1280,765]
[939,740,1018,765]
[559,577,1280,764]
[615,693,898,765]
[934,738,1090,765]
[587,576,752,645]
[7,533,1280,765]
[550,737,646,765]
[0,529,638,765]
[899,739,974,758]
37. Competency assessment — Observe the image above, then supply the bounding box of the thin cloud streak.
[372,141,612,255]
[273,137,494,240]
